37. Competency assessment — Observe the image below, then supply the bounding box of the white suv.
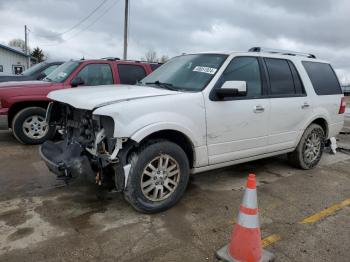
[40,48,345,213]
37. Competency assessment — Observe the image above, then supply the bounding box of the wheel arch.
[131,129,196,168]
[309,117,329,138]
[8,101,49,128]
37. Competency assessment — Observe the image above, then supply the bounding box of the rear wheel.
[288,124,325,169]
[124,140,190,213]
[12,107,55,145]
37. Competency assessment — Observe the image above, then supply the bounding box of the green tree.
[31,47,45,63]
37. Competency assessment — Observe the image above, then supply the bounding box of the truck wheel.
[12,107,55,145]
[124,140,190,213]
[288,124,325,169]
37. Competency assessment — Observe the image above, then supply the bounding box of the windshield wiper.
[145,80,178,91]
[44,77,53,82]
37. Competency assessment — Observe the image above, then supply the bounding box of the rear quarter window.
[302,61,342,95]
[150,64,162,71]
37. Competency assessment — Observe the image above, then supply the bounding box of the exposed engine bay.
[40,102,131,191]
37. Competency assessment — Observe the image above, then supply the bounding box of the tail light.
[339,97,346,114]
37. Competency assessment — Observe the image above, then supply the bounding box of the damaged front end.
[40,102,131,191]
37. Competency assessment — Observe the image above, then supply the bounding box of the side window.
[288,61,305,95]
[0,65,3,72]
[42,65,59,76]
[76,64,113,86]
[265,58,295,95]
[218,57,262,98]
[118,64,147,85]
[150,63,162,71]
[302,61,342,95]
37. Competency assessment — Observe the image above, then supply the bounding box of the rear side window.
[150,64,162,71]
[118,64,147,85]
[265,58,295,95]
[302,61,342,95]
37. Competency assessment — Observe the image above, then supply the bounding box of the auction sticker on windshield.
[193,66,217,74]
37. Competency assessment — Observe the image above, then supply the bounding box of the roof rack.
[102,57,120,61]
[248,47,316,59]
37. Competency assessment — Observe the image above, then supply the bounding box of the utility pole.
[24,25,30,68]
[123,0,129,60]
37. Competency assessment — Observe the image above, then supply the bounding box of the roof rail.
[248,47,316,59]
[102,57,120,61]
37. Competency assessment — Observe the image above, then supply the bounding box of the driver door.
[205,56,270,165]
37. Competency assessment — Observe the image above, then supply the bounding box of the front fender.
[131,122,200,146]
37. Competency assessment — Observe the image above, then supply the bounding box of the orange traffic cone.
[216,174,275,262]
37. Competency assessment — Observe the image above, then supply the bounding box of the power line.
[35,0,109,38]
[34,0,121,47]
[64,0,121,41]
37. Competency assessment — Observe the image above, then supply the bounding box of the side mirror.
[215,81,247,99]
[71,77,85,87]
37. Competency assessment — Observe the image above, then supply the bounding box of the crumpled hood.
[48,84,180,110]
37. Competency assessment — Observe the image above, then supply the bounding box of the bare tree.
[142,50,170,63]
[8,38,27,52]
[159,55,169,63]
[142,50,158,62]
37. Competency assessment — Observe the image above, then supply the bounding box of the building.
[0,43,31,75]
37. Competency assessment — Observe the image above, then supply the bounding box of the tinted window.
[76,64,113,86]
[288,61,305,95]
[118,64,147,85]
[150,64,162,71]
[218,57,261,98]
[302,61,342,95]
[265,58,295,95]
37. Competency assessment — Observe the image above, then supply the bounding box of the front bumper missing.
[39,140,95,183]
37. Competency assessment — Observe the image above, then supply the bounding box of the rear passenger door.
[117,64,147,85]
[265,58,312,150]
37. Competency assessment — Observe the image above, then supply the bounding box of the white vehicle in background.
[40,47,345,213]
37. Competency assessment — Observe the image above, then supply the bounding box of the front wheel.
[12,107,55,145]
[288,123,325,169]
[124,140,190,213]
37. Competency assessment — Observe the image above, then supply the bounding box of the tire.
[12,107,55,145]
[288,124,325,169]
[124,139,190,213]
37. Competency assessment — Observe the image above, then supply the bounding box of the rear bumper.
[39,140,95,182]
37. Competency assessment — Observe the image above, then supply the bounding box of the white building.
[0,43,30,75]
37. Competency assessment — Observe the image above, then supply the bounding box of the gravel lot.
[0,115,349,262]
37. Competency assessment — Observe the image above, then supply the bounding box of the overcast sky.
[1,0,350,84]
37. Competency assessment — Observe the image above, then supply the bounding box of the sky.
[0,0,350,84]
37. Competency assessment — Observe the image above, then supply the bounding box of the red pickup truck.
[0,58,161,144]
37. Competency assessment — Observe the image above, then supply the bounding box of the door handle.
[301,102,310,109]
[254,105,265,113]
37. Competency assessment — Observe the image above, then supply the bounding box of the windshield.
[22,62,47,76]
[44,61,80,83]
[139,54,227,91]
